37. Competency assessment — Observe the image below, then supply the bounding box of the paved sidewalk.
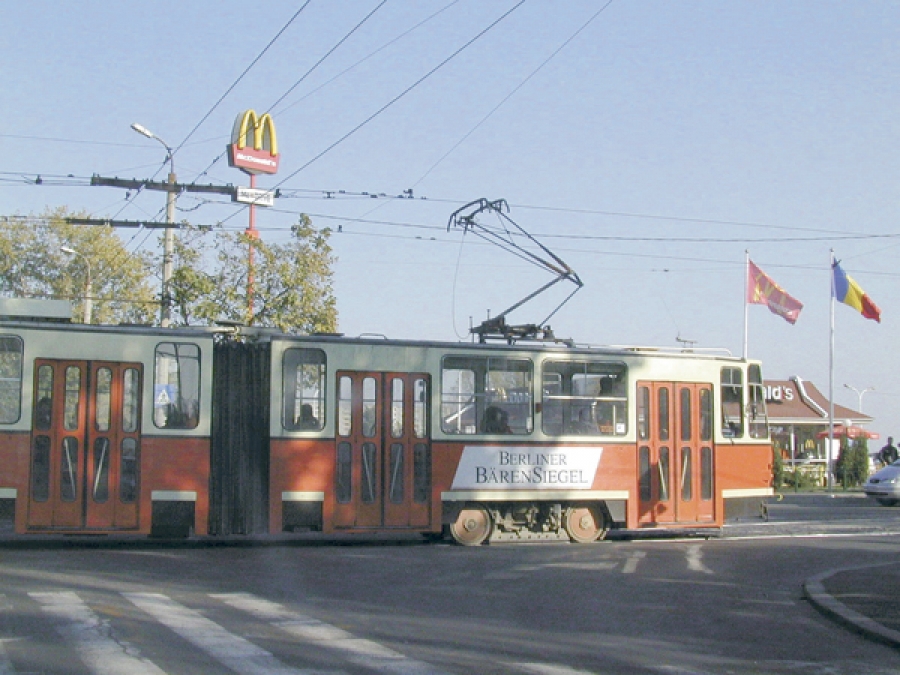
[804,562,900,649]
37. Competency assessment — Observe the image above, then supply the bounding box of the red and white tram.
[0,300,773,544]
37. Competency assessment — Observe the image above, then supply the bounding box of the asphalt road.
[0,495,898,675]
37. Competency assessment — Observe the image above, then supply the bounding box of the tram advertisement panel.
[451,446,602,490]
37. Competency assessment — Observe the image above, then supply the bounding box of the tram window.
[362,378,377,438]
[0,336,23,424]
[413,442,430,503]
[337,376,352,436]
[701,446,713,501]
[639,446,651,501]
[283,348,326,431]
[748,364,768,439]
[93,437,110,503]
[637,386,650,441]
[122,368,140,433]
[680,388,692,442]
[120,438,138,503]
[721,367,744,438]
[700,389,712,442]
[441,356,533,435]
[154,343,200,429]
[658,388,669,441]
[31,435,50,502]
[390,379,404,438]
[64,366,81,431]
[35,365,54,431]
[60,436,79,501]
[389,444,404,503]
[659,447,670,501]
[681,447,693,501]
[336,441,352,503]
[541,361,627,436]
[95,367,112,433]
[413,378,428,438]
[361,442,377,503]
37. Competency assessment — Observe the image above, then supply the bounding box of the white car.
[863,459,900,506]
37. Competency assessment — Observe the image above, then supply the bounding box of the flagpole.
[828,249,835,490]
[743,250,750,359]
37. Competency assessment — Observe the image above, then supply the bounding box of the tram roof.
[0,311,753,364]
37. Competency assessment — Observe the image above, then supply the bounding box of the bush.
[835,438,869,488]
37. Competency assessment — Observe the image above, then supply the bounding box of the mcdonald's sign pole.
[227,110,279,324]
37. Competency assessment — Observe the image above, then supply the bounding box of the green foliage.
[772,446,785,488]
[835,438,869,488]
[782,467,819,490]
[168,215,337,333]
[0,208,156,324]
[2,209,337,333]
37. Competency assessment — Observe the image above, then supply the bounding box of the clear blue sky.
[3,1,899,440]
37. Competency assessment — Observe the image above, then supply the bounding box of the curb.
[804,563,900,650]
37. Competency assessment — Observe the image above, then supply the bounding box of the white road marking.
[685,545,713,574]
[213,592,451,675]
[622,551,646,574]
[124,592,332,675]
[30,591,166,675]
[510,663,598,674]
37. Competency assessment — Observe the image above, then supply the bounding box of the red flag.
[747,260,803,324]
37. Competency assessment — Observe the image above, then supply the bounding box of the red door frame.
[332,371,431,530]
[28,359,142,531]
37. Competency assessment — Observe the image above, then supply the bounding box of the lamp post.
[131,123,175,327]
[843,383,874,413]
[61,246,92,324]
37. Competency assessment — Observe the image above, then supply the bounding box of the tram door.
[333,371,431,529]
[637,382,714,525]
[28,359,142,531]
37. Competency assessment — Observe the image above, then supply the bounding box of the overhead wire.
[273,0,461,119]
[266,1,528,196]
[172,2,313,159]
[414,0,616,189]
[265,0,388,115]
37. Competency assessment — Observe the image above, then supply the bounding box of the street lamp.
[843,383,874,413]
[131,122,176,327]
[61,246,92,324]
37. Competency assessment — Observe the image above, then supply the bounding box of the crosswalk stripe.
[29,591,167,675]
[212,593,451,675]
[124,592,333,675]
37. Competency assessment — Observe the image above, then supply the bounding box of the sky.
[2,1,899,440]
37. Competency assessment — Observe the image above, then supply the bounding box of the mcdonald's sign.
[227,109,279,175]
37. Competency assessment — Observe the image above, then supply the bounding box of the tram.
[0,299,773,544]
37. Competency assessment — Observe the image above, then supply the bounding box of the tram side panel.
[0,433,30,533]
[0,324,216,537]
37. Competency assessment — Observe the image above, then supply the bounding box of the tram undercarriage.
[446,501,612,545]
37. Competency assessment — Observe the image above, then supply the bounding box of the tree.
[0,208,157,324]
[835,438,869,489]
[168,215,337,333]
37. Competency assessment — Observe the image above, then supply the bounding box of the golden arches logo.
[228,109,280,175]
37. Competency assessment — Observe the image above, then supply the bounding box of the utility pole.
[131,123,176,327]
[88,175,236,323]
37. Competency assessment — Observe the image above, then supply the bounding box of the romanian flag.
[746,260,803,324]
[833,261,881,322]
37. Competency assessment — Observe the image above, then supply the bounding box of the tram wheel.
[563,504,607,543]
[450,505,493,546]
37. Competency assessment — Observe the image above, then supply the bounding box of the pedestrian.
[879,437,899,466]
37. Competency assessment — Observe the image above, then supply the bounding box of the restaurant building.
[764,376,874,485]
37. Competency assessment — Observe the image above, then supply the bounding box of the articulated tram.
[0,300,773,544]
